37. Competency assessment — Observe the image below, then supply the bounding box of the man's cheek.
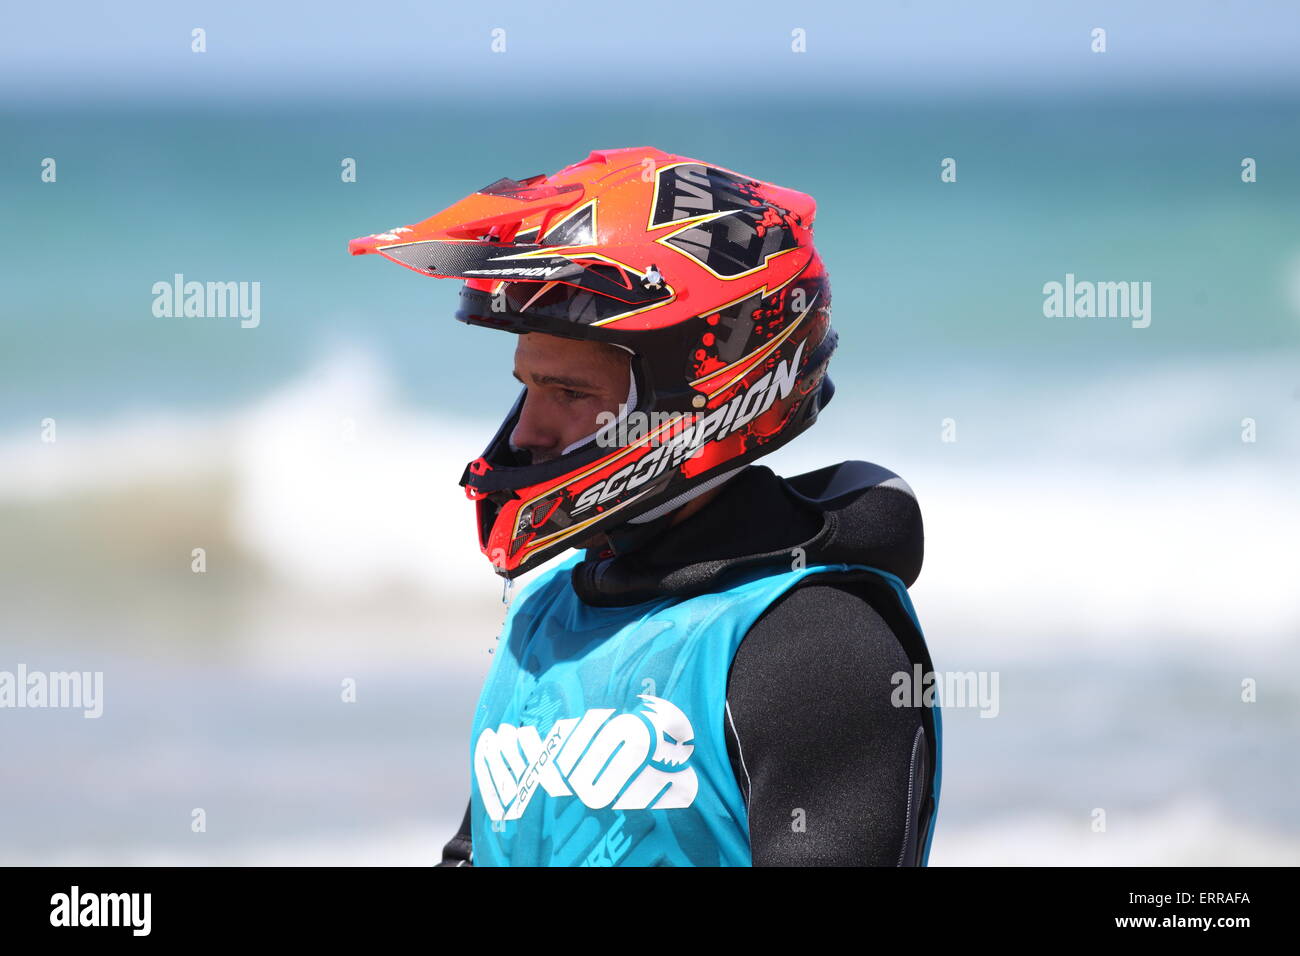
[576,399,613,438]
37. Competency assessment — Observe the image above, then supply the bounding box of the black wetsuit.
[438,461,938,866]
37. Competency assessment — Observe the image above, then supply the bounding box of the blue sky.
[3,0,1299,104]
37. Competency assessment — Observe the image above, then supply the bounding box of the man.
[350,147,941,866]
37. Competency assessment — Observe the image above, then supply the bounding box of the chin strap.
[597,507,679,558]
[625,465,745,524]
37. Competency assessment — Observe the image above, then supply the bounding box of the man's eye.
[560,388,590,402]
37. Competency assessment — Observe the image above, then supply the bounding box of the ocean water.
[1,96,1298,864]
[4,96,1300,423]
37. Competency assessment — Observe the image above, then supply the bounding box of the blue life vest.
[469,552,942,866]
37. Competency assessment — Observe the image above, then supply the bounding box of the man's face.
[510,332,631,465]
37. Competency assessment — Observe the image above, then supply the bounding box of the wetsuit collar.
[572,461,924,607]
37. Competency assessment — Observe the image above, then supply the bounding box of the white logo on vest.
[475,694,699,821]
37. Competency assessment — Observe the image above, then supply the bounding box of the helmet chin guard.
[351,147,836,578]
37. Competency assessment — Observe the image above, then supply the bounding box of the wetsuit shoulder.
[724,579,927,866]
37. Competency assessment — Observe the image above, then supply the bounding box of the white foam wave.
[1,346,1295,648]
[226,349,503,599]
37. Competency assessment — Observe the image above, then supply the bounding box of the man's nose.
[509,391,561,463]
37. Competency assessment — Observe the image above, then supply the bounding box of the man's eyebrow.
[512,370,600,390]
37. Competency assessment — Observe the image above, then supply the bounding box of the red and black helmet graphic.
[349,146,836,578]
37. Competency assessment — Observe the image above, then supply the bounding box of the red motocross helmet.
[349,146,836,578]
